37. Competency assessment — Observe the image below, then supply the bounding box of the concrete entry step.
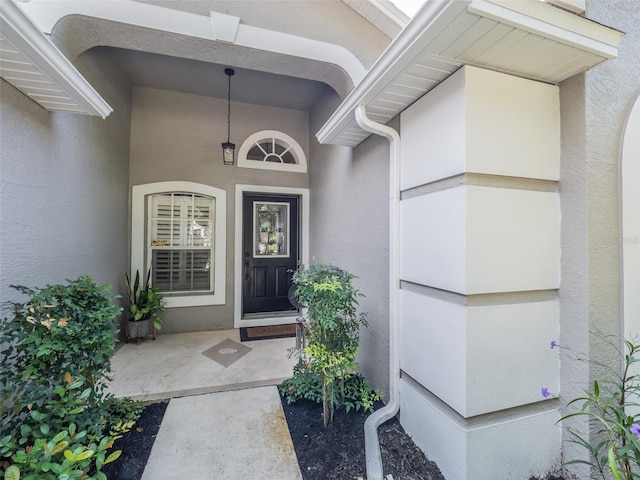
[108,330,297,402]
[141,386,302,480]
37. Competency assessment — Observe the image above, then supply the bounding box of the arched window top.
[238,130,307,173]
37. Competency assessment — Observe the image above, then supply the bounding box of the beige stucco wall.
[309,88,391,396]
[129,86,310,332]
[559,1,640,476]
[0,48,131,311]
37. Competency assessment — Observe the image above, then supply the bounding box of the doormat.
[240,324,297,342]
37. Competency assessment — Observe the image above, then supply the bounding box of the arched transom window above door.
[238,130,307,173]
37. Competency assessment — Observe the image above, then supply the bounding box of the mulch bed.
[282,398,444,480]
[101,395,565,480]
[101,395,442,480]
[101,401,168,480]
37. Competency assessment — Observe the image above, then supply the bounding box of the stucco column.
[398,66,562,480]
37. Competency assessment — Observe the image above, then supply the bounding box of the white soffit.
[343,0,410,38]
[0,0,112,117]
[318,0,623,147]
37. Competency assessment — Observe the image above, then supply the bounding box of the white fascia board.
[367,0,410,27]
[1,0,112,118]
[317,0,461,145]
[20,0,366,85]
[543,0,585,15]
[19,0,213,37]
[469,0,623,58]
[317,0,623,146]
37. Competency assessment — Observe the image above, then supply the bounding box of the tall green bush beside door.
[280,264,380,426]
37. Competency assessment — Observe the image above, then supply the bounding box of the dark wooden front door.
[242,193,299,314]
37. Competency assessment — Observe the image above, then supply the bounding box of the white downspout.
[355,105,401,480]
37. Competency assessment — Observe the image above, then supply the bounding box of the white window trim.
[237,130,308,173]
[131,181,226,308]
[234,185,310,328]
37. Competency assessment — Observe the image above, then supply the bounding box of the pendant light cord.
[226,68,233,143]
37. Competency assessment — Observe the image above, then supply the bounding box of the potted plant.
[124,270,165,344]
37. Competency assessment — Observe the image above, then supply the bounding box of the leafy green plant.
[0,276,122,437]
[124,270,165,330]
[279,363,323,404]
[279,364,380,414]
[0,374,121,480]
[285,264,374,426]
[102,396,144,437]
[342,374,381,413]
[278,364,381,412]
[292,264,365,352]
[554,336,640,479]
[305,341,359,423]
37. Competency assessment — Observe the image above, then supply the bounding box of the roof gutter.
[317,0,622,148]
[316,0,455,146]
[355,105,401,480]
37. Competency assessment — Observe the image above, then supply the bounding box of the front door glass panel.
[253,202,289,258]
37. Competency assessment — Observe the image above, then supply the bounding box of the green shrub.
[0,276,131,479]
[285,264,378,426]
[103,396,144,437]
[0,276,121,437]
[342,374,381,413]
[280,363,323,404]
[280,364,380,414]
[0,374,121,480]
[292,263,366,352]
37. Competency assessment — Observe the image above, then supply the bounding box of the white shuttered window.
[132,182,226,308]
[149,193,215,294]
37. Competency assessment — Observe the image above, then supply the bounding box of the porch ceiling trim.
[17,0,367,86]
[0,0,112,117]
[317,0,623,147]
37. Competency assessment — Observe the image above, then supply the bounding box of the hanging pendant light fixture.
[222,68,235,165]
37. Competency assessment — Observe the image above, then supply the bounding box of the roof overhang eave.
[0,0,112,117]
[317,0,624,148]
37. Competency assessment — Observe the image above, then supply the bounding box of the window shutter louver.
[148,193,215,294]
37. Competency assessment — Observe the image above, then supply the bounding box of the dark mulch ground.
[101,395,442,480]
[282,398,444,480]
[101,401,168,480]
[101,396,564,480]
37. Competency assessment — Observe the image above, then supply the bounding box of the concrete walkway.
[108,330,302,479]
[141,387,302,480]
